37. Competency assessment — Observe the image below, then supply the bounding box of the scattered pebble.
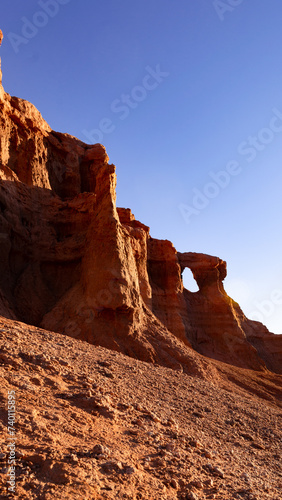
[93,444,110,457]
[123,465,135,475]
[186,491,198,500]
[171,478,178,489]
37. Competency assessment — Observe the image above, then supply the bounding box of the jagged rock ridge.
[0,30,281,374]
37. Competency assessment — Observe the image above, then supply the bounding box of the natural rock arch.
[182,267,199,292]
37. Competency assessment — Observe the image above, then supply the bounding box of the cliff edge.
[0,30,281,374]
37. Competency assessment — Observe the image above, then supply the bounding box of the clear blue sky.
[1,0,282,334]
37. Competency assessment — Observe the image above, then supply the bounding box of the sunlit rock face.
[0,28,281,374]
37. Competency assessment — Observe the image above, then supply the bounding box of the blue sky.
[1,0,282,334]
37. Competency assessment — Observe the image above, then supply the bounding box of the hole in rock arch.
[182,268,199,292]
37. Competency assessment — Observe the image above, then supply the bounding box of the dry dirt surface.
[0,317,281,500]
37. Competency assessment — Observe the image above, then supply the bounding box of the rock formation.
[0,31,281,375]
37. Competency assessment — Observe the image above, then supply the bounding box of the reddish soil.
[0,317,281,500]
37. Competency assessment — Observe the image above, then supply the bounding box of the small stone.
[171,478,178,489]
[0,453,6,460]
[153,457,166,467]
[190,440,201,448]
[124,465,135,475]
[167,417,176,426]
[103,370,115,379]
[205,478,214,487]
[101,461,119,473]
[186,492,198,500]
[191,480,204,489]
[134,419,143,426]
[213,467,224,478]
[192,411,203,418]
[135,404,143,412]
[240,432,254,441]
[128,429,138,436]
[251,442,265,450]
[204,406,212,413]
[59,359,69,366]
[93,444,110,457]
[97,360,111,368]
[165,443,175,453]
[241,473,250,481]
[97,453,109,460]
[149,412,161,423]
[30,376,42,386]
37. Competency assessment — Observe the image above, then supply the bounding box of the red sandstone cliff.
[0,30,281,375]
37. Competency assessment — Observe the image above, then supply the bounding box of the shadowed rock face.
[0,34,281,374]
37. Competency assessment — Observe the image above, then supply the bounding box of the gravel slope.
[0,317,281,500]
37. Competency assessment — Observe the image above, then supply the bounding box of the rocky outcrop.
[0,31,281,374]
[177,252,263,369]
[148,239,191,346]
